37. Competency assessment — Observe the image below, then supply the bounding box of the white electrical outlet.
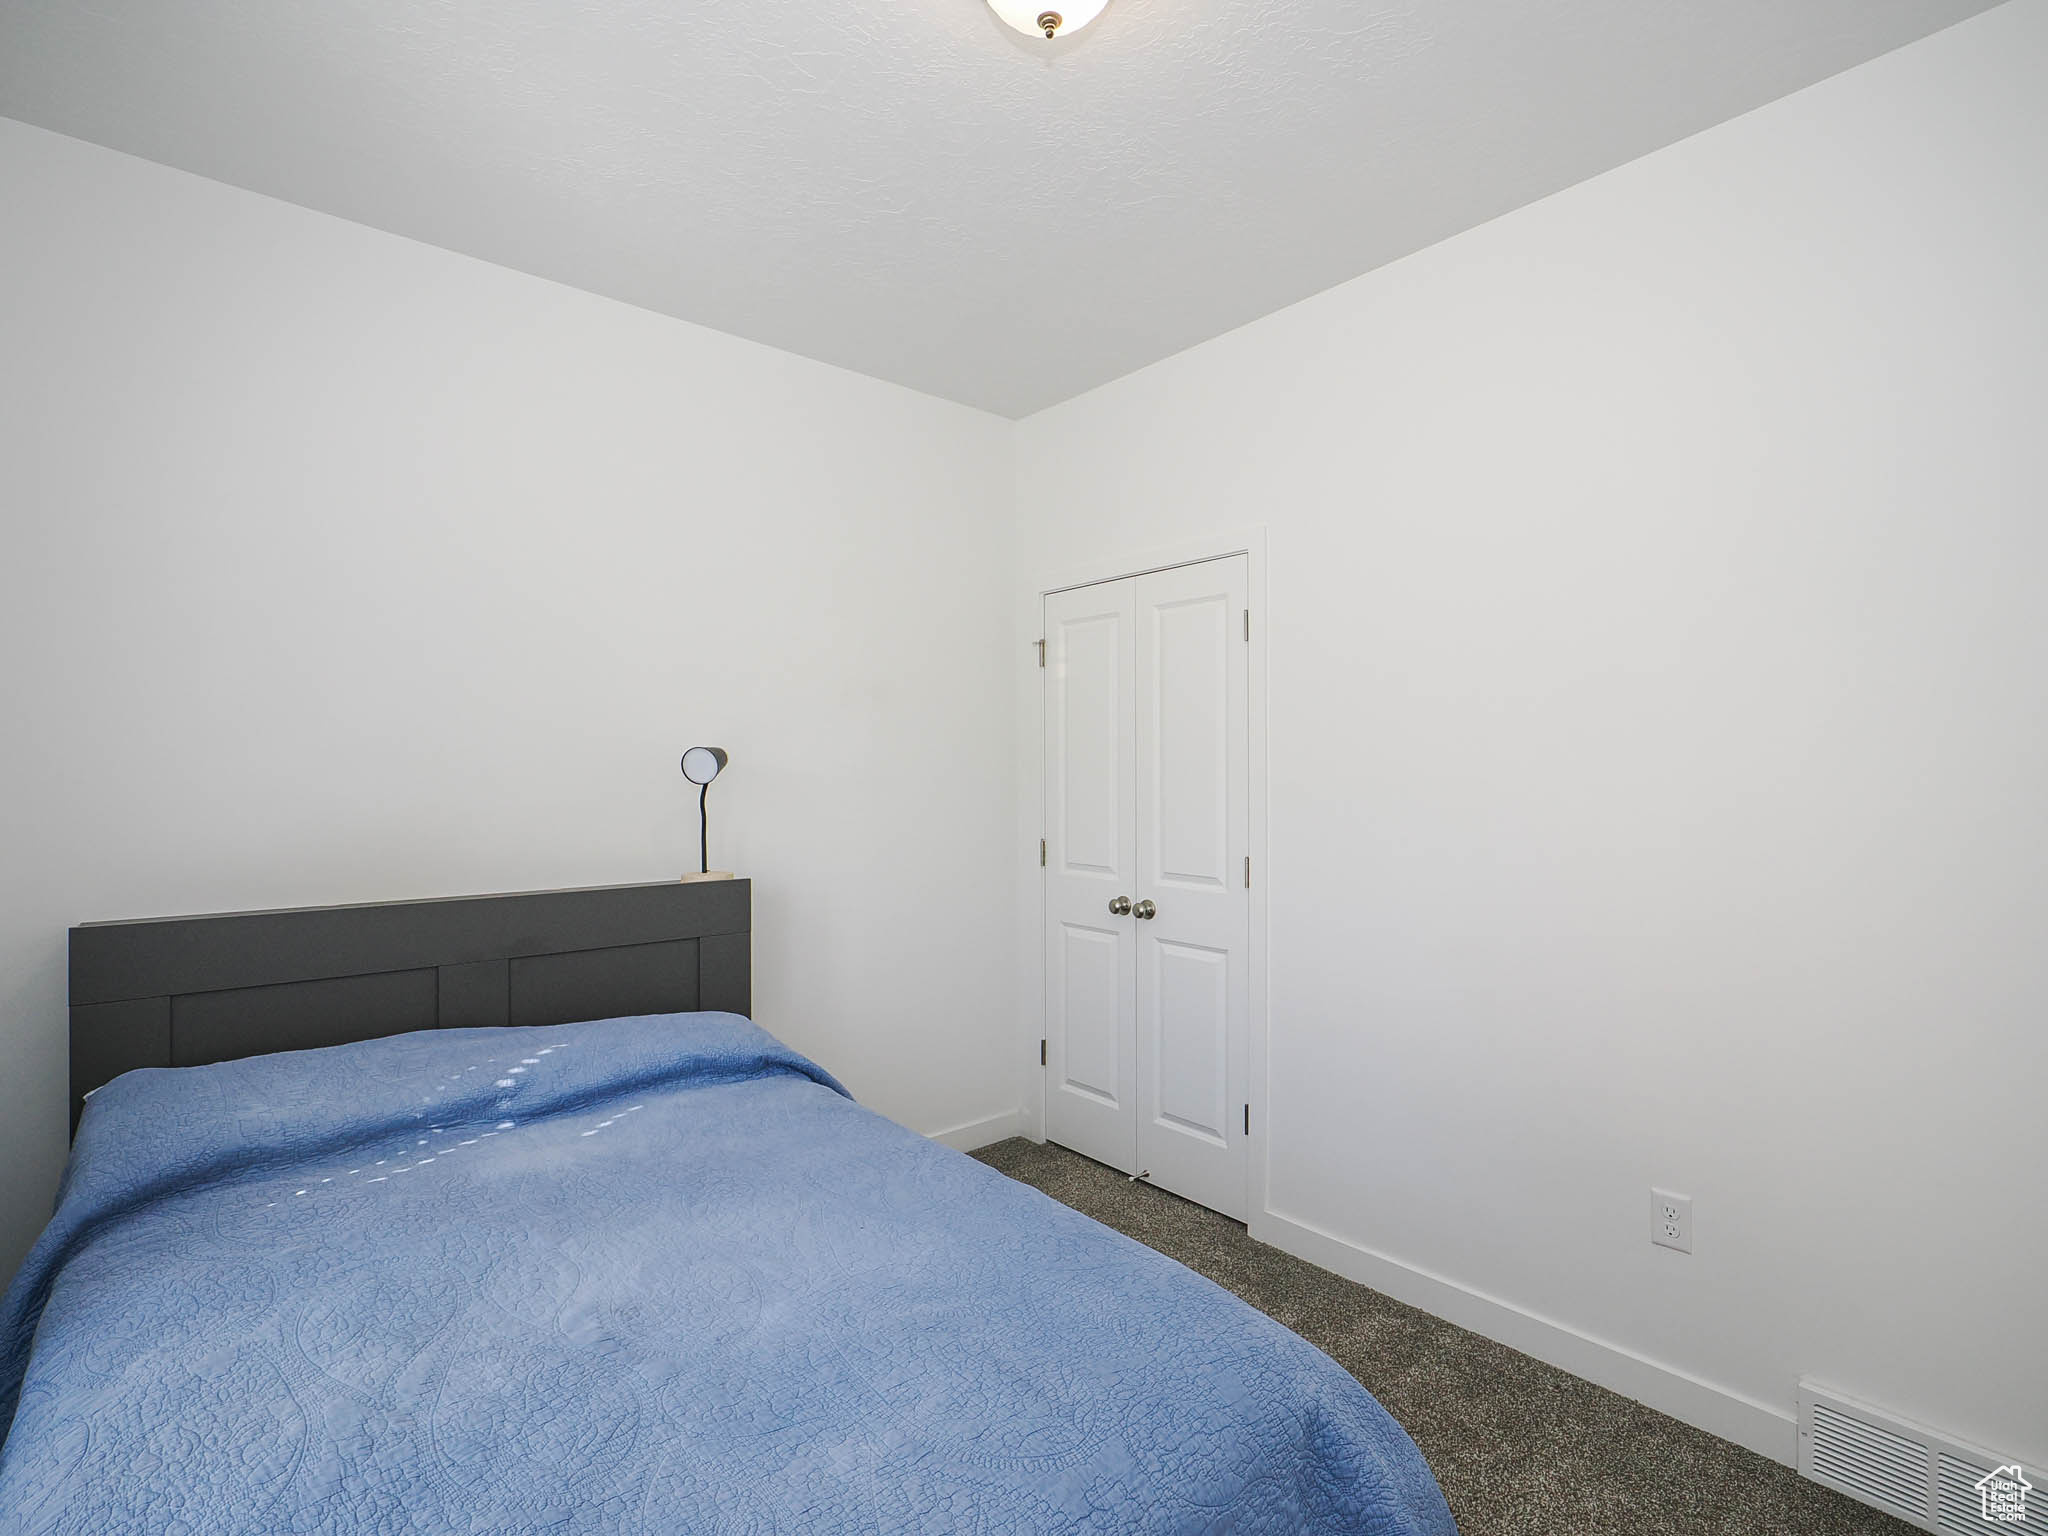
[1652,1188,1692,1253]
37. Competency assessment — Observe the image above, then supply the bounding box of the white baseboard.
[1253,1206,1796,1468]
[926,1109,1026,1153]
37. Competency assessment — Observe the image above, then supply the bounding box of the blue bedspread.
[0,1013,1454,1534]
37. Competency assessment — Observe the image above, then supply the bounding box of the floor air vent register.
[1799,1381,2043,1534]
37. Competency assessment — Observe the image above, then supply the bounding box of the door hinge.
[1040,838,1046,867]
[1243,608,1250,642]
[1040,1039,1048,1067]
[1035,638,1046,667]
[1244,1103,1250,1136]
[1244,855,1251,888]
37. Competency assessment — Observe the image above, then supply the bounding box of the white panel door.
[1041,579,1138,1173]
[1133,556,1250,1219]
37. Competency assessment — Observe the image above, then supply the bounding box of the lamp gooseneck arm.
[699,782,711,875]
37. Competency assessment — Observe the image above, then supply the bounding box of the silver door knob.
[1108,896,1132,916]
[1133,899,1157,920]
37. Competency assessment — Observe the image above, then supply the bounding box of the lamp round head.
[680,746,728,785]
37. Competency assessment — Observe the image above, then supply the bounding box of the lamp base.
[678,870,736,883]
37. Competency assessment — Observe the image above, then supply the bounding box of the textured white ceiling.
[0,0,1999,416]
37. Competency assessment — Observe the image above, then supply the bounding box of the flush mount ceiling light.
[987,0,1109,39]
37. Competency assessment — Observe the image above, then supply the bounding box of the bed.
[0,882,1456,1534]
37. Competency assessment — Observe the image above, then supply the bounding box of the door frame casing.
[1019,527,1270,1227]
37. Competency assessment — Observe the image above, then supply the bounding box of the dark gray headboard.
[69,879,749,1131]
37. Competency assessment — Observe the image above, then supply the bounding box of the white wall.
[0,117,1020,1287]
[1015,0,2047,1466]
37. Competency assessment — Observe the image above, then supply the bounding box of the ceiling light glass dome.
[986,0,1110,39]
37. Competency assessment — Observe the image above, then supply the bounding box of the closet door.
[1041,579,1139,1173]
[1132,556,1250,1219]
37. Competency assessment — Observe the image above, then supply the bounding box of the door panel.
[1042,581,1138,1173]
[1134,556,1250,1218]
[1057,923,1122,1103]
[1152,594,1233,889]
[1058,613,1123,875]
[1152,940,1230,1144]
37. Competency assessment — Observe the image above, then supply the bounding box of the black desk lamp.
[679,747,733,882]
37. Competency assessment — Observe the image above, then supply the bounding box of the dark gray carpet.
[972,1139,1912,1536]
